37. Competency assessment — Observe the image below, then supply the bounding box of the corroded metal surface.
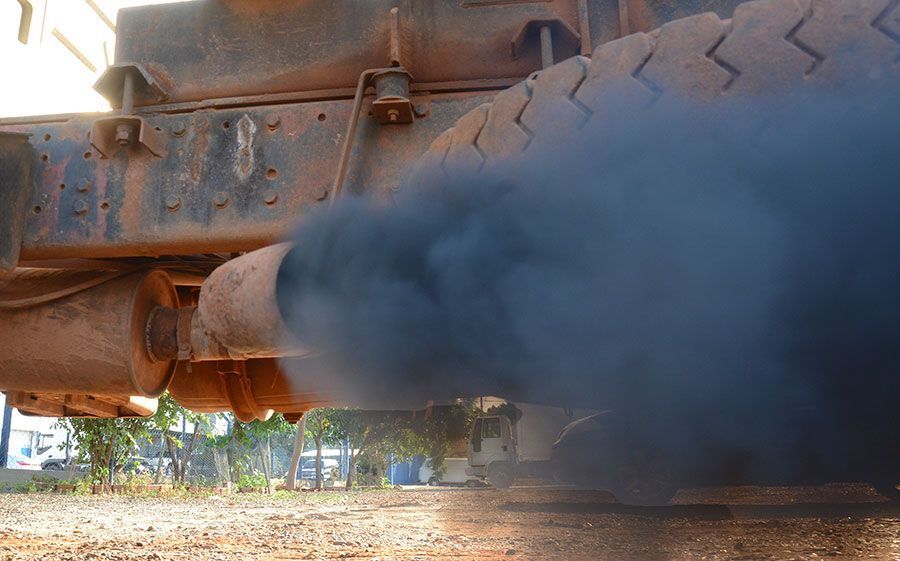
[0,269,177,396]
[168,358,330,422]
[6,392,157,418]
[0,133,33,271]
[193,242,305,359]
[2,93,490,260]
[113,1,747,106]
[115,0,583,105]
[144,243,306,362]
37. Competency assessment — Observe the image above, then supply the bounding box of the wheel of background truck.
[407,0,900,186]
[609,446,677,507]
[427,476,439,486]
[873,481,900,501]
[487,463,515,489]
[43,462,64,471]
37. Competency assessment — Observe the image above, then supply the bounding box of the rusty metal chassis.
[0,0,746,264]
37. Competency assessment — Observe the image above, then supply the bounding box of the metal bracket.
[93,63,171,109]
[175,306,194,362]
[0,132,33,271]
[371,68,415,124]
[90,116,167,159]
[216,360,270,422]
[510,18,582,65]
[90,63,171,159]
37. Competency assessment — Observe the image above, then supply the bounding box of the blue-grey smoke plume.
[276,85,900,479]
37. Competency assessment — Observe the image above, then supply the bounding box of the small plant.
[76,478,93,494]
[32,474,57,484]
[15,480,37,493]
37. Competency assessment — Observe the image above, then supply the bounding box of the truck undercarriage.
[1,0,899,446]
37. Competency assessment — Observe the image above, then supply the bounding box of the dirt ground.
[0,484,898,561]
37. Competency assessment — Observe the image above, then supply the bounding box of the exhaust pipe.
[147,243,310,362]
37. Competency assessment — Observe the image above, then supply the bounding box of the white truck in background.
[465,403,595,488]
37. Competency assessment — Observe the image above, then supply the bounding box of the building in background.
[1,0,188,118]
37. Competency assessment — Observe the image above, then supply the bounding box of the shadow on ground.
[501,499,900,521]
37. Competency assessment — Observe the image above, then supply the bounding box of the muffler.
[0,269,178,398]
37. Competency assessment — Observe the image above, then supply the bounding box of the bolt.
[171,122,187,137]
[266,115,281,131]
[262,190,278,205]
[314,187,328,202]
[73,200,88,215]
[115,124,133,147]
[213,192,230,209]
[414,103,429,117]
[77,179,92,193]
[165,194,181,211]
[387,109,400,122]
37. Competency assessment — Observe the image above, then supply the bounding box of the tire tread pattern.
[411,0,900,185]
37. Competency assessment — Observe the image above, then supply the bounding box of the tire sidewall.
[488,462,515,489]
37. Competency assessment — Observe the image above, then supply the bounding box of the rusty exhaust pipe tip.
[194,242,308,359]
[146,242,309,362]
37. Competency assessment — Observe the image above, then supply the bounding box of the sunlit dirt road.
[1,484,898,560]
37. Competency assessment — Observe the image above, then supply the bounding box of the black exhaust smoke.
[276,84,900,461]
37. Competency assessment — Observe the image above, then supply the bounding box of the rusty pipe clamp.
[330,7,417,205]
[90,63,171,158]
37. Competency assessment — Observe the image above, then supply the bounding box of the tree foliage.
[329,401,479,488]
[304,408,340,489]
[152,394,215,484]
[54,417,152,484]
[205,412,294,488]
[414,401,481,477]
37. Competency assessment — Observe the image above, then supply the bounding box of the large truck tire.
[408,0,900,185]
[487,462,515,489]
[873,481,900,501]
[609,446,678,507]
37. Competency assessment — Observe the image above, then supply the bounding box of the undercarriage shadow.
[500,499,900,520]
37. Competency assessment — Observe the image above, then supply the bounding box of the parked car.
[40,457,88,473]
[300,458,339,481]
[137,456,173,476]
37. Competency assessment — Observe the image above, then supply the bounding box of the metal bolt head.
[77,179,92,193]
[115,124,133,147]
[314,187,328,202]
[387,109,400,122]
[266,115,281,131]
[73,200,89,215]
[171,122,187,137]
[165,194,181,211]
[213,192,230,209]
[263,190,278,205]
[414,103,429,117]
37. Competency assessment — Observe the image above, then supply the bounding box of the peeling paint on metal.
[235,114,256,183]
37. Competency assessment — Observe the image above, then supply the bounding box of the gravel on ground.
[0,484,898,560]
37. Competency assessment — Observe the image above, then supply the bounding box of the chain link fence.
[133,428,363,488]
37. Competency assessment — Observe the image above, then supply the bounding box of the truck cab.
[466,415,517,488]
